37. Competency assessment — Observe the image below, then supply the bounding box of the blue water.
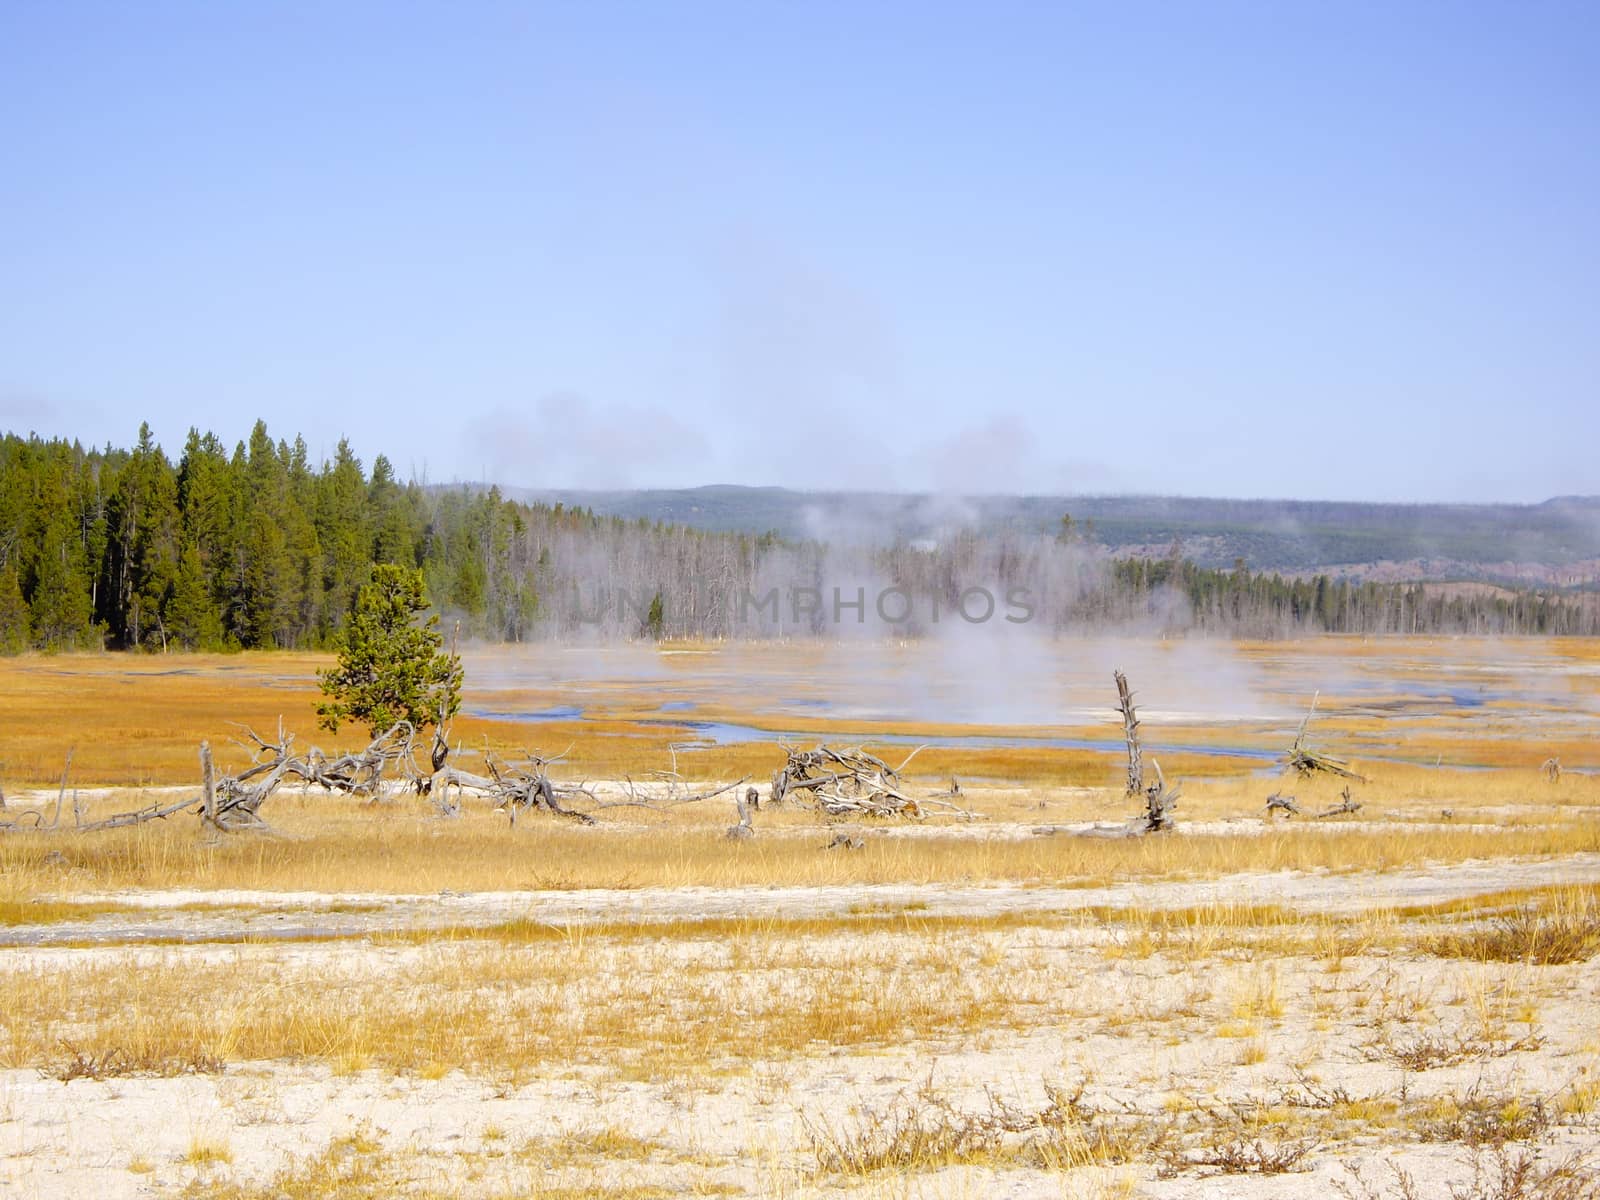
[467,705,1282,762]
[656,719,1281,761]
[474,705,584,722]
[465,704,1590,770]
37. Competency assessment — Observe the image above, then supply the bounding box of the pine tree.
[644,591,665,640]
[166,544,225,650]
[316,564,461,736]
[29,511,97,650]
[0,565,28,654]
[315,438,371,639]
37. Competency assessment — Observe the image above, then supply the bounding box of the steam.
[463,394,701,489]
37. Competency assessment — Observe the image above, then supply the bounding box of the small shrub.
[1364,1029,1543,1071]
[1412,1084,1555,1148]
[1428,903,1600,965]
[1451,1147,1600,1200]
[44,1040,223,1083]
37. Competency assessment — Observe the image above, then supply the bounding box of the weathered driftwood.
[199,719,424,830]
[483,755,597,826]
[0,718,705,836]
[598,749,749,816]
[1142,758,1180,832]
[1112,672,1179,833]
[0,733,290,835]
[1114,670,1144,797]
[1268,785,1362,821]
[0,749,88,833]
[770,743,974,820]
[1265,792,1300,818]
[1282,693,1366,782]
[1317,786,1363,818]
[725,789,756,841]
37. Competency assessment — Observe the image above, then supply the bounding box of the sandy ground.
[11,851,1599,952]
[2,941,1597,1199]
[3,857,1600,1198]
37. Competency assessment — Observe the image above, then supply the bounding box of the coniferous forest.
[0,422,1595,654]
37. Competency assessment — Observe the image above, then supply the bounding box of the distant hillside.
[508,487,1600,585]
[5,423,1595,652]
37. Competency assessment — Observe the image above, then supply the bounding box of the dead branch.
[52,748,72,830]
[598,769,748,813]
[1282,692,1366,781]
[1265,792,1299,818]
[76,794,206,833]
[1316,786,1363,818]
[0,712,754,838]
[485,751,597,825]
[725,788,756,840]
[1142,758,1179,832]
[770,742,976,820]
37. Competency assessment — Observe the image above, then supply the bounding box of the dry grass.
[0,924,1033,1082]
[1339,1149,1600,1200]
[43,1038,223,1081]
[2,796,1595,896]
[0,892,1588,1088]
[4,639,1599,1198]
[6,638,1600,791]
[804,1077,1163,1175]
[1427,889,1600,965]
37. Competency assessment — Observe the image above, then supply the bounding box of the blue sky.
[2,1,1596,501]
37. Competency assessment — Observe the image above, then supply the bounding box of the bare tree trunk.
[200,741,216,826]
[1114,670,1143,798]
[51,748,73,830]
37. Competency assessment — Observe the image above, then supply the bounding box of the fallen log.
[0,716,752,837]
[1265,792,1299,818]
[1316,786,1363,818]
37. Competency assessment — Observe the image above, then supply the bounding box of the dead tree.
[597,748,749,815]
[53,749,73,830]
[1541,757,1562,783]
[0,714,747,837]
[1114,670,1144,797]
[1283,693,1366,781]
[771,743,974,820]
[725,790,755,841]
[1142,758,1179,832]
[1265,792,1300,818]
[491,749,600,825]
[1317,786,1363,818]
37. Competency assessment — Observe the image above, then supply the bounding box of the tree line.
[0,423,1594,653]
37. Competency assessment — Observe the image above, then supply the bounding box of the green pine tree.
[316,564,462,736]
[644,591,665,640]
[0,565,28,655]
[165,544,225,650]
[29,511,98,650]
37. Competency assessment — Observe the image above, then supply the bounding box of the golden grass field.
[1,636,1598,1199]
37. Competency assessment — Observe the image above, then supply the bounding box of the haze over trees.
[0,423,1595,654]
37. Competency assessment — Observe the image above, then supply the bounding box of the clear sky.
[2,2,1596,502]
